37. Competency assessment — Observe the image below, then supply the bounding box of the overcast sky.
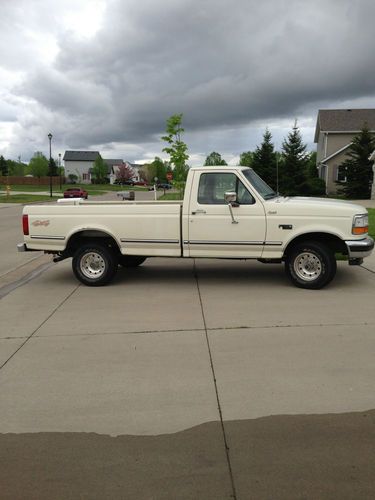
[1,0,375,165]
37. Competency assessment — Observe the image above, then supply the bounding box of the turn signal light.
[352,214,368,235]
[22,214,29,235]
[352,226,368,235]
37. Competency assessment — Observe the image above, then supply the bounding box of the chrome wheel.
[293,251,322,282]
[80,252,106,279]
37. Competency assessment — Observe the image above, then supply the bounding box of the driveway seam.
[193,259,238,500]
[0,284,80,371]
[3,320,371,340]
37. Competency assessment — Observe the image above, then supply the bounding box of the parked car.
[133,181,148,187]
[63,187,88,199]
[157,183,173,190]
[114,179,135,186]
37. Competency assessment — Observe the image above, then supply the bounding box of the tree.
[204,151,227,166]
[239,151,254,167]
[279,121,309,196]
[91,155,108,183]
[162,113,189,181]
[337,125,375,199]
[251,129,277,190]
[7,159,26,176]
[48,157,58,176]
[151,156,168,182]
[27,152,49,178]
[0,155,8,176]
[116,164,135,183]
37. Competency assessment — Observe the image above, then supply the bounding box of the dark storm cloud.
[5,0,375,159]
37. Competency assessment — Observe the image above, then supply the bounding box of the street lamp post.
[58,153,62,190]
[48,133,53,197]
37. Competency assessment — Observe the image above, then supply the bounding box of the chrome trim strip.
[189,240,264,245]
[186,240,283,246]
[30,235,65,240]
[120,238,180,244]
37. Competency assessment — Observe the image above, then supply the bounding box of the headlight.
[352,214,369,235]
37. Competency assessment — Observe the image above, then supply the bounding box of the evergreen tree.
[338,125,375,199]
[204,152,227,166]
[0,155,8,176]
[251,129,277,190]
[48,157,58,176]
[279,121,309,196]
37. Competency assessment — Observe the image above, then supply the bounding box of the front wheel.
[72,243,118,286]
[285,241,336,289]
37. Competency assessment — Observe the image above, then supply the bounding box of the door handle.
[191,209,206,215]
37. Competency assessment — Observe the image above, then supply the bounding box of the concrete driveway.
[1,195,375,499]
[1,242,375,499]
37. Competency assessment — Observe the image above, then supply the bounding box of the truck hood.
[265,196,367,216]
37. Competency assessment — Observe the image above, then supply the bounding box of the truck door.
[187,171,266,258]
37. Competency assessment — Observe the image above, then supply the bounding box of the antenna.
[276,155,279,195]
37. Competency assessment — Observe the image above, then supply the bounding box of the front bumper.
[345,237,374,259]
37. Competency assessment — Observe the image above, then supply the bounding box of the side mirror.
[224,192,237,205]
[224,191,239,224]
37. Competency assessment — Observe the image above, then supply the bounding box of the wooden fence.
[0,176,64,185]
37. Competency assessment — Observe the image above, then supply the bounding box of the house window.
[336,165,347,183]
[83,173,90,181]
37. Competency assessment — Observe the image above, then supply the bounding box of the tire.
[118,255,147,268]
[285,241,336,289]
[72,243,118,286]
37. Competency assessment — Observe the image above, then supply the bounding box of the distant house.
[315,109,375,194]
[63,150,144,185]
[104,159,125,184]
[63,151,100,184]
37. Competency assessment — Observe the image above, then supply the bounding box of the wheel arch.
[65,229,122,257]
[283,232,347,259]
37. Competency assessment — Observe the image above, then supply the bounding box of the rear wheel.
[118,255,147,268]
[72,243,118,286]
[285,241,336,289]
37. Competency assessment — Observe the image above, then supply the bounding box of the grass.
[159,192,183,201]
[0,183,149,194]
[368,208,375,239]
[0,194,59,203]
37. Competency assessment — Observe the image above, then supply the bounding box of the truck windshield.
[242,168,278,200]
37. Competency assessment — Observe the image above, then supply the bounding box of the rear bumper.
[345,237,374,259]
[17,242,39,253]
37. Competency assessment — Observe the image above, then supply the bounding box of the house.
[315,109,375,194]
[107,160,144,184]
[63,151,100,184]
[63,150,144,184]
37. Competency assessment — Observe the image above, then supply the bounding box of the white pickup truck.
[18,166,374,289]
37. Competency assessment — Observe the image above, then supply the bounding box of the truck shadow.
[114,259,362,289]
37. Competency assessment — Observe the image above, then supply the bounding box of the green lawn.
[0,183,149,194]
[368,208,375,239]
[159,192,183,200]
[0,194,59,203]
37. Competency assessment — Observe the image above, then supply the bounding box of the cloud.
[2,0,375,162]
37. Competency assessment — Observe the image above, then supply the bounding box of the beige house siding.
[324,133,353,158]
[64,160,95,184]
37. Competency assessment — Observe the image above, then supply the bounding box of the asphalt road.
[0,198,375,499]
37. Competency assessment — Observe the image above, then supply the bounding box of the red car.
[63,187,88,199]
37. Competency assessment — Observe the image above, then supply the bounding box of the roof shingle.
[315,109,375,142]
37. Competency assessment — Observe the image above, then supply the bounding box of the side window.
[198,173,254,204]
